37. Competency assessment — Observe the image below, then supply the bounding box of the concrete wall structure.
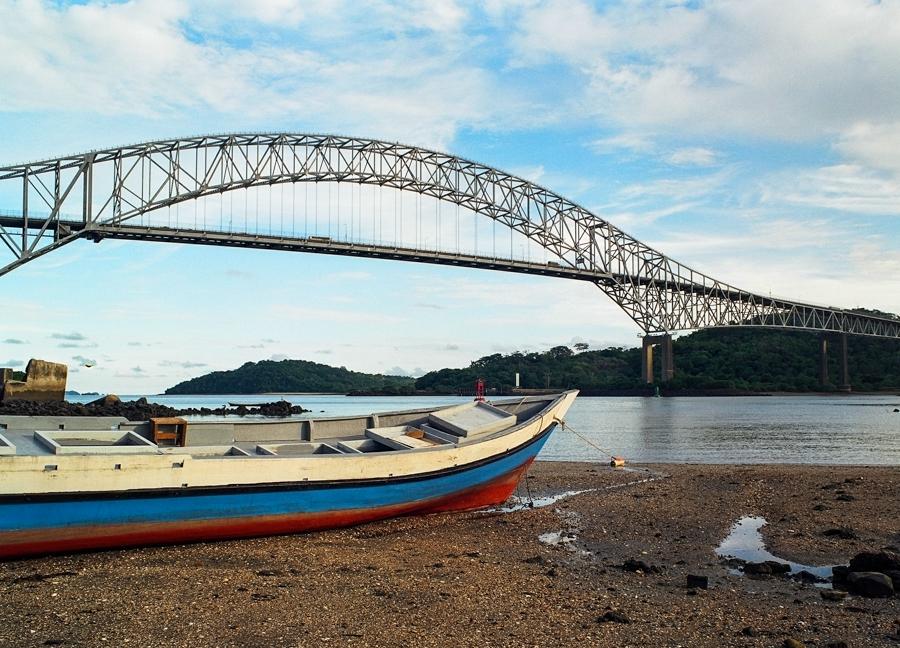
[1,360,68,402]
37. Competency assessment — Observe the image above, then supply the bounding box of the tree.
[548,345,573,360]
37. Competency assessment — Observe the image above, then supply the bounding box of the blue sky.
[1,0,899,393]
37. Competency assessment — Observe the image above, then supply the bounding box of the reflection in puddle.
[493,489,598,513]
[716,516,834,580]
[489,469,668,513]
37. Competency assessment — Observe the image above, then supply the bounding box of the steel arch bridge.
[0,133,897,340]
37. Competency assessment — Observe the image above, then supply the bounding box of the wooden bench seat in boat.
[365,425,447,450]
[427,401,516,438]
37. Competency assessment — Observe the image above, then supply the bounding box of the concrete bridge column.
[819,335,829,386]
[641,339,654,383]
[818,333,851,392]
[642,334,674,384]
[838,333,851,392]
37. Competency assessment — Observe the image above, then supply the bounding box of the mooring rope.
[553,416,619,462]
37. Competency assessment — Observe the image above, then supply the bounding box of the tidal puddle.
[492,488,599,513]
[716,516,834,580]
[489,468,669,513]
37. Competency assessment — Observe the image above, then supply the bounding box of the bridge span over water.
[0,134,897,384]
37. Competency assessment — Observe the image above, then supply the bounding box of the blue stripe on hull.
[1,426,553,533]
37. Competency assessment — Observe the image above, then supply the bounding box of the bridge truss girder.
[0,133,897,339]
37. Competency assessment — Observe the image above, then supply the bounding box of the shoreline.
[114,390,900,398]
[3,461,897,647]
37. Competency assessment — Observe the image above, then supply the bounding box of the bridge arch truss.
[0,133,897,339]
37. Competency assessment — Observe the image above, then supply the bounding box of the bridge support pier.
[838,333,851,392]
[819,335,829,386]
[818,333,851,392]
[641,334,674,384]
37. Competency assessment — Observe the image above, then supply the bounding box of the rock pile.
[832,549,900,598]
[0,396,309,419]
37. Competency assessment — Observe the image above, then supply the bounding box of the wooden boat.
[0,391,577,559]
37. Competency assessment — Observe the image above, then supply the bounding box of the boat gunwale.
[0,391,578,500]
[1,392,570,460]
[0,418,559,504]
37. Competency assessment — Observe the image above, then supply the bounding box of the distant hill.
[414,327,900,394]
[163,326,900,396]
[164,359,415,395]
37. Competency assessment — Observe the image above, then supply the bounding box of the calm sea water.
[69,393,900,465]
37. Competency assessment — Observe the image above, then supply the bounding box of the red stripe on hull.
[0,460,532,560]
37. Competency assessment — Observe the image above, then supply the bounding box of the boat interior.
[0,395,560,458]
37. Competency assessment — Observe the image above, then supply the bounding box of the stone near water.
[88,394,121,407]
[792,570,825,584]
[686,574,708,589]
[846,571,894,598]
[783,638,805,648]
[744,560,790,576]
[831,564,849,586]
[848,549,900,573]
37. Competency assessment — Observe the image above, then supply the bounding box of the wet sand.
[2,462,898,647]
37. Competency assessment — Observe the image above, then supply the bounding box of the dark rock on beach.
[743,560,791,576]
[832,564,850,587]
[849,550,900,573]
[791,569,827,584]
[846,571,895,598]
[823,526,858,540]
[0,396,310,419]
[621,558,662,574]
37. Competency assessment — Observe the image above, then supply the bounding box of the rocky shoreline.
[2,462,898,647]
[0,396,310,419]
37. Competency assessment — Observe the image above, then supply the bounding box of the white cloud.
[666,147,717,167]
[835,122,900,176]
[158,360,208,368]
[511,0,900,140]
[590,132,655,155]
[763,164,900,216]
[0,0,526,150]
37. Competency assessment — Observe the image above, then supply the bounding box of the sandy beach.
[2,461,898,648]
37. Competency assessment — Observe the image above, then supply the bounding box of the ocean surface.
[68,393,900,465]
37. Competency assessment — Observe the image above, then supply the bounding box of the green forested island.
[164,328,900,395]
[165,359,415,395]
[416,328,900,394]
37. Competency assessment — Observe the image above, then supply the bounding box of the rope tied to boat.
[553,416,625,467]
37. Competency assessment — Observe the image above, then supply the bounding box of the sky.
[1,0,899,393]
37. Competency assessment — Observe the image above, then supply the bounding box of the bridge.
[1,134,897,386]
